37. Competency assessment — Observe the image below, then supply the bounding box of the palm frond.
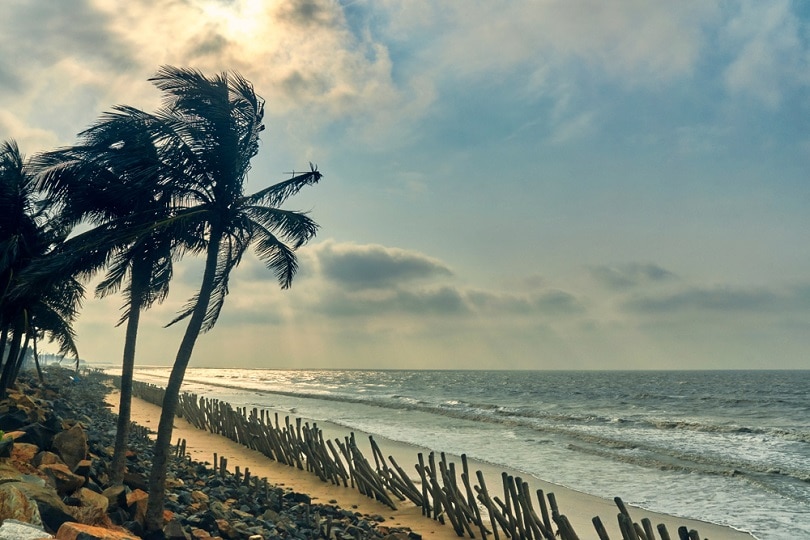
[244,205,319,249]
[245,165,322,208]
[249,221,300,289]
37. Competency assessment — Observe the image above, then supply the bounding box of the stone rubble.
[0,369,423,540]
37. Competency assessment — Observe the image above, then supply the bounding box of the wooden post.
[641,518,655,540]
[536,490,553,539]
[416,453,431,518]
[592,516,610,540]
[475,470,500,540]
[618,513,639,540]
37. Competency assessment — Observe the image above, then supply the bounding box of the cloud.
[467,289,584,316]
[384,2,715,84]
[318,286,468,317]
[622,285,810,314]
[313,241,453,289]
[274,0,340,28]
[589,263,676,290]
[721,1,810,108]
[1,0,427,152]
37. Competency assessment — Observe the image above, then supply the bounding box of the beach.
[109,388,755,539]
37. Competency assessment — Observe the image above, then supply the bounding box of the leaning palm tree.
[3,268,82,385]
[142,66,321,531]
[0,140,82,396]
[35,113,186,484]
[0,140,42,313]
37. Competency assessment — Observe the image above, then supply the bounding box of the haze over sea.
[126,368,809,540]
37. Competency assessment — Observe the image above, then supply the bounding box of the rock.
[122,471,148,492]
[20,474,48,488]
[0,409,29,431]
[55,522,139,540]
[0,461,24,482]
[163,519,189,540]
[12,481,74,534]
[72,459,92,477]
[283,492,310,505]
[121,521,142,538]
[125,489,149,526]
[51,425,88,470]
[207,501,227,521]
[101,485,128,510]
[33,451,64,468]
[77,487,109,514]
[165,477,184,489]
[0,482,43,526]
[12,394,40,417]
[0,519,52,540]
[39,463,85,495]
[0,436,13,458]
[17,423,58,449]
[214,520,232,539]
[190,490,209,504]
[11,442,41,464]
[107,508,129,526]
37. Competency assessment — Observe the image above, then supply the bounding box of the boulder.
[101,485,128,510]
[55,522,138,540]
[72,460,92,477]
[17,423,58,449]
[121,471,148,492]
[14,422,56,448]
[0,461,24,482]
[39,464,85,495]
[51,426,87,470]
[125,489,148,526]
[11,442,41,465]
[77,487,109,514]
[0,519,52,540]
[33,451,64,468]
[0,482,43,526]
[0,409,29,431]
[13,481,76,534]
[163,518,190,540]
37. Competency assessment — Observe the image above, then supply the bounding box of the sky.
[2,0,809,370]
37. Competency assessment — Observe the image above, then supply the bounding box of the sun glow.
[201,0,265,39]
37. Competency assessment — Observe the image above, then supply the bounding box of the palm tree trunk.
[145,233,222,531]
[110,264,149,485]
[0,326,8,369]
[0,316,25,398]
[11,329,31,383]
[32,330,44,384]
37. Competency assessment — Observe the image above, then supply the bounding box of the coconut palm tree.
[141,66,321,531]
[35,111,188,484]
[0,140,82,396]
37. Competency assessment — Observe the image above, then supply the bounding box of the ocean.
[127,368,810,540]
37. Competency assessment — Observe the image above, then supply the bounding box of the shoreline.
[108,389,755,540]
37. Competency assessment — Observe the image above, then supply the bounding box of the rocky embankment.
[0,369,420,540]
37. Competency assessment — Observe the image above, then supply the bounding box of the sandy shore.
[108,390,754,540]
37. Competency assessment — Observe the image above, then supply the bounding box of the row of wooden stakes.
[121,378,710,540]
